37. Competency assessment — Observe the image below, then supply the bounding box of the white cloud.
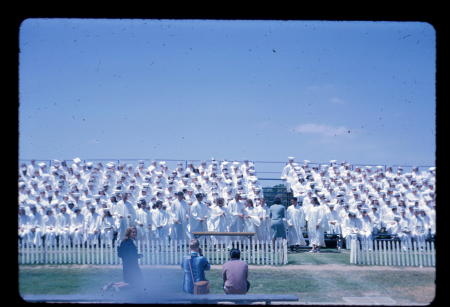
[329,97,346,105]
[293,123,350,137]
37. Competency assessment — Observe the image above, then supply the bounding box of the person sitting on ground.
[181,238,211,294]
[222,248,250,294]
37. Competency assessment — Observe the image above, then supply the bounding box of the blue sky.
[19,19,436,171]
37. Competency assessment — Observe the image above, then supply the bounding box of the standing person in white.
[43,208,58,247]
[305,197,326,253]
[341,210,363,249]
[209,197,231,245]
[56,204,72,246]
[243,199,261,233]
[28,205,44,246]
[281,157,296,189]
[254,198,270,241]
[100,209,116,246]
[135,199,149,242]
[189,193,210,234]
[359,207,374,250]
[18,207,31,245]
[228,193,245,232]
[286,197,307,248]
[152,200,170,240]
[170,192,189,241]
[70,207,85,246]
[113,194,129,243]
[85,206,101,246]
[122,192,137,228]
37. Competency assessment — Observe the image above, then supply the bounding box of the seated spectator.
[181,239,210,294]
[222,248,250,294]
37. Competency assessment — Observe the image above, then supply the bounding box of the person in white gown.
[135,199,149,242]
[208,197,231,245]
[100,209,116,246]
[305,197,327,252]
[243,199,261,233]
[43,208,58,247]
[152,200,170,240]
[286,197,307,248]
[70,208,85,246]
[254,198,270,242]
[228,193,245,232]
[85,206,101,246]
[341,210,363,249]
[189,193,210,234]
[170,192,189,241]
[19,207,31,245]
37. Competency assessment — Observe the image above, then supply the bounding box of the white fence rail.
[18,239,288,266]
[350,239,435,267]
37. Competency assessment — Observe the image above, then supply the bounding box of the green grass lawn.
[287,249,351,265]
[18,249,436,305]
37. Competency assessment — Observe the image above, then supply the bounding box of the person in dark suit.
[118,227,144,287]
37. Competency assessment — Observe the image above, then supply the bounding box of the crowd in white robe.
[18,157,436,251]
[18,158,268,247]
[282,157,436,250]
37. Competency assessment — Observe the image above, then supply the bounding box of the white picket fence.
[350,239,435,267]
[18,238,288,266]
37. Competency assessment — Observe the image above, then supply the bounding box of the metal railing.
[18,158,434,176]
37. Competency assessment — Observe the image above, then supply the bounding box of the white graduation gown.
[286,205,307,246]
[243,206,261,233]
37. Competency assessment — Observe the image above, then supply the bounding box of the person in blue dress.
[181,239,211,293]
[269,196,287,246]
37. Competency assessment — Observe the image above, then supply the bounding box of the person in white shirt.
[281,157,296,187]
[209,197,231,245]
[243,199,261,233]
[291,177,307,199]
[170,192,189,241]
[228,193,245,232]
[100,209,116,246]
[85,206,101,246]
[368,205,382,236]
[43,208,58,247]
[189,193,210,234]
[18,207,31,245]
[387,215,412,249]
[305,197,327,253]
[411,208,427,243]
[112,193,129,242]
[286,197,307,249]
[28,205,44,246]
[324,201,343,248]
[254,198,270,242]
[56,205,72,246]
[135,199,149,242]
[70,208,85,246]
[80,199,93,218]
[152,200,170,240]
[341,210,363,249]
[359,207,374,250]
